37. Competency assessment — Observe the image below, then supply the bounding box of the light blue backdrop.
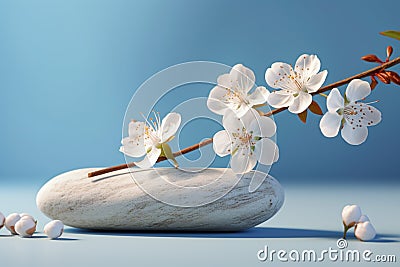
[1,0,399,183]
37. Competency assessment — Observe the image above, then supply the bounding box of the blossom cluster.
[119,54,383,174]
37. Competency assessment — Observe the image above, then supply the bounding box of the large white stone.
[36,168,284,231]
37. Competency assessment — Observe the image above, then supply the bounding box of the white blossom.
[213,109,279,174]
[120,112,181,168]
[265,54,327,114]
[320,79,381,145]
[207,64,270,118]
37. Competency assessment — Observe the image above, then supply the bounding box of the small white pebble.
[44,220,64,239]
[0,212,5,229]
[5,213,21,235]
[15,216,37,238]
[355,221,376,241]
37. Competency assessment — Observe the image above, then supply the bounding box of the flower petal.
[249,115,276,138]
[305,70,328,93]
[216,73,232,89]
[120,121,147,157]
[160,113,181,143]
[288,91,312,114]
[119,137,146,158]
[364,105,382,126]
[273,143,279,162]
[265,62,297,90]
[248,86,270,106]
[267,90,295,108]
[213,130,232,157]
[254,138,279,165]
[222,109,251,133]
[128,121,145,137]
[341,122,368,145]
[207,85,250,117]
[345,79,371,102]
[230,64,255,93]
[346,103,382,127]
[207,85,230,115]
[230,147,257,174]
[295,54,321,78]
[144,127,157,147]
[134,146,161,168]
[319,112,342,137]
[327,88,344,112]
[234,104,251,118]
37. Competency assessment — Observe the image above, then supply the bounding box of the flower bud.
[0,212,5,229]
[358,214,370,223]
[355,221,376,241]
[15,216,37,238]
[5,213,21,235]
[20,213,35,221]
[44,220,64,239]
[361,54,383,63]
[342,205,361,227]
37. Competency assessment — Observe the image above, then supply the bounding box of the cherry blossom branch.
[87,56,400,178]
[262,56,400,117]
[87,138,213,177]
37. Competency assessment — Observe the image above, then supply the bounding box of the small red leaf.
[387,71,400,85]
[370,76,378,90]
[376,72,391,84]
[361,54,383,63]
[308,100,323,115]
[298,109,308,124]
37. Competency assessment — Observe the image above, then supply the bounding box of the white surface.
[0,181,399,267]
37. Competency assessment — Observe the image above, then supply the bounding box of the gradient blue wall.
[1,0,399,183]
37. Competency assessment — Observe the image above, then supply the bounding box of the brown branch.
[87,138,213,177]
[88,56,400,178]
